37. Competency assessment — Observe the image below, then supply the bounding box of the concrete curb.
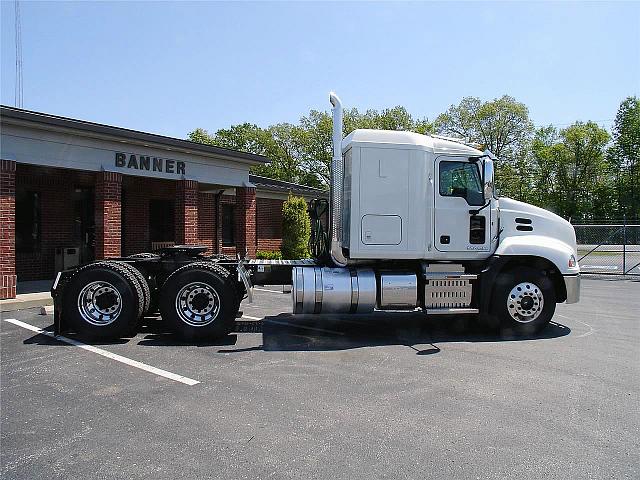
[0,292,53,313]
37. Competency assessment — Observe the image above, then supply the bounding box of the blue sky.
[1,1,638,138]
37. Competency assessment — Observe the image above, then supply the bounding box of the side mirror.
[483,159,495,200]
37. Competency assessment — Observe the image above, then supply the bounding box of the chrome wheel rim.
[507,282,544,323]
[77,281,122,326]
[175,282,221,327]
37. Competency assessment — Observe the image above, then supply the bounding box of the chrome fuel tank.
[379,273,418,309]
[292,267,376,314]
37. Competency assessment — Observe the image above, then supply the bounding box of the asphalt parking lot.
[1,278,638,479]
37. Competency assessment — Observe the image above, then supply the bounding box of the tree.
[281,194,311,259]
[531,122,611,221]
[608,97,640,220]
[297,106,434,186]
[435,95,533,160]
[190,106,434,189]
[188,124,321,187]
[186,97,629,223]
[435,95,534,201]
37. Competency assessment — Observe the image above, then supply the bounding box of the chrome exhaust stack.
[329,92,348,267]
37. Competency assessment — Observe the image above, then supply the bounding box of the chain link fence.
[573,223,640,276]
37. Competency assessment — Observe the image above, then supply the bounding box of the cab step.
[426,308,479,315]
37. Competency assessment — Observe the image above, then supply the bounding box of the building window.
[222,204,235,246]
[149,199,175,243]
[16,189,40,253]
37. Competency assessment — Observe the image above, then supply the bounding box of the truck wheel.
[62,262,142,340]
[159,263,237,340]
[106,261,151,316]
[492,267,556,336]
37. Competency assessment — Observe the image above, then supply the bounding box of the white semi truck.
[51,93,580,340]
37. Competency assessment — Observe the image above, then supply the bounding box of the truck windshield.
[439,161,484,206]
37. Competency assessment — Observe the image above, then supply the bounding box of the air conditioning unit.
[55,246,82,271]
[63,247,81,269]
[55,247,64,273]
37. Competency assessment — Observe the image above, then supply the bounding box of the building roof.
[249,174,328,197]
[343,129,484,156]
[0,105,270,165]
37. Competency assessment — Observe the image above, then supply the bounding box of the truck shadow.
[24,313,571,352]
[217,313,571,354]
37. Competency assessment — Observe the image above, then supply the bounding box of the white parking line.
[556,314,596,338]
[4,318,200,386]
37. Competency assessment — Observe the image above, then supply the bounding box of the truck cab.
[292,93,580,336]
[339,129,497,260]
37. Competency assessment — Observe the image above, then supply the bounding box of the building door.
[149,199,175,248]
[72,187,95,262]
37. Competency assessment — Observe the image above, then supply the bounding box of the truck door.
[434,156,491,252]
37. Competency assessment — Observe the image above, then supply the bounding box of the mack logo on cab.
[115,152,186,175]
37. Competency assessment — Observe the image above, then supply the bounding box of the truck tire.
[105,261,151,316]
[492,267,556,336]
[159,262,238,340]
[62,261,143,340]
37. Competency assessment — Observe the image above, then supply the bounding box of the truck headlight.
[568,254,577,268]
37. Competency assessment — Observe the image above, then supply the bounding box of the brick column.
[95,171,122,259]
[0,160,16,299]
[235,186,256,258]
[197,192,216,254]
[215,193,224,254]
[175,179,199,245]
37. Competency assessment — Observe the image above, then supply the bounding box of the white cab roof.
[343,129,483,156]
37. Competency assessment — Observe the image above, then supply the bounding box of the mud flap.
[51,271,68,336]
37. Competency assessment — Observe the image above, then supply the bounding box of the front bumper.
[563,273,580,304]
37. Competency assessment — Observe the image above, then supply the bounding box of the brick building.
[0,106,325,299]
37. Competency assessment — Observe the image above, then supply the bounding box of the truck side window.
[439,161,484,206]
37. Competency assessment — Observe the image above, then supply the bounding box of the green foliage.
[435,95,535,201]
[189,95,638,222]
[435,95,534,160]
[281,194,311,259]
[299,106,434,186]
[531,122,610,221]
[188,124,320,187]
[255,250,283,260]
[189,106,433,189]
[608,96,640,220]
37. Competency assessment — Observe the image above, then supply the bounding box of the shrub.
[256,250,283,260]
[281,193,311,259]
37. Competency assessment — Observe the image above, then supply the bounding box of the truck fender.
[494,235,579,275]
[478,235,579,318]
